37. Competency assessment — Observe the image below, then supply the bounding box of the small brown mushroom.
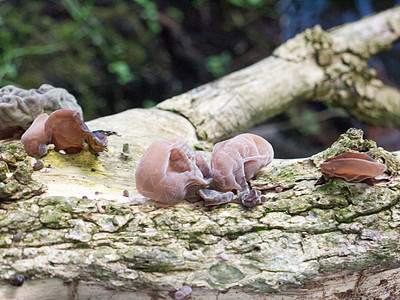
[45,109,89,154]
[21,113,51,157]
[315,152,387,186]
[88,130,109,152]
[210,133,274,192]
[135,137,212,204]
[33,160,44,171]
[22,109,107,157]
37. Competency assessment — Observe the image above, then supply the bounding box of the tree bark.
[1,7,400,300]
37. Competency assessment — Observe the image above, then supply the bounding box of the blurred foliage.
[206,51,232,78]
[1,0,399,155]
[287,107,320,136]
[0,0,280,120]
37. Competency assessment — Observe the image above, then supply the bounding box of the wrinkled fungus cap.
[135,137,212,204]
[211,133,274,192]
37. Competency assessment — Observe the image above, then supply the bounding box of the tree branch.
[158,7,400,143]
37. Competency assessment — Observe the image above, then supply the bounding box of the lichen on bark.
[1,129,399,295]
[0,144,45,201]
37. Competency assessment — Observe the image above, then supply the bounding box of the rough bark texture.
[1,120,400,299]
[1,7,400,300]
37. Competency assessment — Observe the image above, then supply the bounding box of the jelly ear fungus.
[20,113,51,157]
[135,137,212,205]
[135,133,274,207]
[315,152,387,186]
[201,133,274,207]
[210,133,274,192]
[21,109,107,157]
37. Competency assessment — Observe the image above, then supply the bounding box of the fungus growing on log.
[135,134,273,207]
[44,110,107,154]
[135,137,212,204]
[210,133,274,192]
[21,109,107,157]
[20,113,50,157]
[0,84,83,139]
[315,152,387,186]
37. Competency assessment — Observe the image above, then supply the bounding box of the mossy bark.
[2,7,400,300]
[1,119,400,300]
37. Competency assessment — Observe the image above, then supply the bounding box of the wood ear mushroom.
[315,152,387,186]
[20,113,51,157]
[135,133,274,207]
[201,133,273,207]
[135,137,212,205]
[21,109,108,157]
[210,133,274,192]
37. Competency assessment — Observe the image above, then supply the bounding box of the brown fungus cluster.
[21,109,107,157]
[135,133,274,206]
[0,84,83,140]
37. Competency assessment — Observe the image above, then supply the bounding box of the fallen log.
[1,7,400,300]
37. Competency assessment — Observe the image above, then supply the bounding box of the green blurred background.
[1,0,399,156]
[0,0,282,120]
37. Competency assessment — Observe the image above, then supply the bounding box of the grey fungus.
[0,84,83,139]
[21,109,107,157]
[211,133,274,192]
[215,253,230,261]
[135,137,212,205]
[174,285,192,300]
[12,230,25,243]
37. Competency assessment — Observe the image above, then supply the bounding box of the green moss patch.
[0,144,45,201]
